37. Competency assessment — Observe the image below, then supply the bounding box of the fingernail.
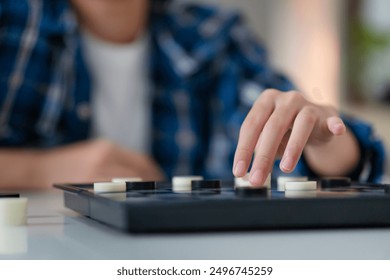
[234,160,246,176]
[332,123,345,134]
[250,169,264,186]
[281,156,293,171]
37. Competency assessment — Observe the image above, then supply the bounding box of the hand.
[40,139,165,187]
[233,89,359,186]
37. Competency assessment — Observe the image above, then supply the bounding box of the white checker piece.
[172,176,203,192]
[277,176,308,191]
[284,181,317,191]
[111,177,142,183]
[285,190,317,198]
[234,173,271,189]
[0,197,28,226]
[94,182,126,193]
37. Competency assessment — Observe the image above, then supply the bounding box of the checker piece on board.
[234,173,270,197]
[277,176,308,191]
[172,176,204,192]
[320,177,351,189]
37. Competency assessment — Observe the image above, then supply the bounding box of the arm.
[0,149,41,189]
[0,140,165,189]
[70,0,149,43]
[217,12,379,183]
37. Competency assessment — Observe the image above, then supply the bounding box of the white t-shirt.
[81,30,151,154]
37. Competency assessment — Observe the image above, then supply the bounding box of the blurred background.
[191,0,390,173]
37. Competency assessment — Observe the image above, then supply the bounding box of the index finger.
[233,92,275,177]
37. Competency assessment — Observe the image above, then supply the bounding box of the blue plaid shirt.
[0,0,386,182]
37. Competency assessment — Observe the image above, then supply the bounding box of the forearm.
[0,149,47,189]
[0,140,165,190]
[70,0,149,43]
[303,129,360,176]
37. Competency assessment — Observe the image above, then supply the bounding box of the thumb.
[326,116,346,136]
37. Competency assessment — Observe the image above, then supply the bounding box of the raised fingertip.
[328,117,346,135]
[280,156,294,173]
[249,169,265,186]
[233,160,247,177]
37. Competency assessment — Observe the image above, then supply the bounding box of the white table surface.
[1,189,390,260]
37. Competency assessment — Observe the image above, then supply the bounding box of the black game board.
[54,179,390,233]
